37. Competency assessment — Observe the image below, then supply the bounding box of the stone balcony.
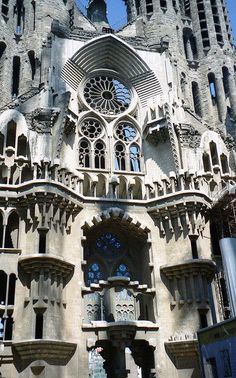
[82,277,158,344]
[18,254,74,306]
[160,259,216,306]
[12,339,76,370]
[165,334,198,369]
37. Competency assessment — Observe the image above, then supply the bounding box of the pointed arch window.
[17,134,27,156]
[210,141,219,166]
[203,153,211,172]
[6,121,16,148]
[94,141,105,169]
[114,121,141,172]
[220,153,229,174]
[130,144,141,172]
[115,143,126,170]
[79,139,90,168]
[78,118,107,170]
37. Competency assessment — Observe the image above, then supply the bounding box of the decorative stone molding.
[18,254,74,277]
[161,259,216,306]
[28,108,60,134]
[165,338,198,367]
[19,255,74,306]
[176,124,201,149]
[160,259,216,279]
[82,207,150,235]
[12,340,77,367]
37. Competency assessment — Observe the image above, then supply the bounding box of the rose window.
[80,119,103,139]
[84,76,131,115]
[115,122,136,142]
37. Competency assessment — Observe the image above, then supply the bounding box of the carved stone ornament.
[28,107,60,133]
[177,124,201,148]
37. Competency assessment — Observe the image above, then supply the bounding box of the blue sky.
[77,0,236,38]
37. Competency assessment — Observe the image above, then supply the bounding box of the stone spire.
[87,0,110,29]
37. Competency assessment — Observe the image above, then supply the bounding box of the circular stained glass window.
[81,119,103,139]
[84,76,131,115]
[95,233,123,258]
[115,122,137,143]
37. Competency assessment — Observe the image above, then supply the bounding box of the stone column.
[215,74,226,122]
[228,70,236,116]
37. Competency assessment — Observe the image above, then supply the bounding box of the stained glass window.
[115,264,130,278]
[86,263,104,285]
[95,233,123,258]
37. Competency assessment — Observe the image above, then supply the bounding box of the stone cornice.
[12,340,77,366]
[160,259,216,279]
[18,254,74,277]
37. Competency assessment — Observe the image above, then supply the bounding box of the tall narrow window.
[222,67,229,98]
[210,141,219,166]
[0,133,4,155]
[94,141,105,169]
[146,0,153,14]
[115,143,126,171]
[32,0,36,30]
[135,0,141,15]
[17,134,27,156]
[5,212,19,249]
[5,314,13,340]
[197,0,210,49]
[0,42,6,62]
[210,0,223,46]
[183,0,191,17]
[130,144,141,172]
[190,237,198,259]
[35,313,43,339]
[0,271,7,305]
[199,310,208,328]
[203,153,211,172]
[6,121,16,148]
[79,139,90,168]
[192,82,202,117]
[28,51,36,80]
[38,230,47,254]
[7,274,16,305]
[220,154,229,174]
[208,73,217,104]
[12,56,21,97]
[15,0,25,35]
[1,0,9,17]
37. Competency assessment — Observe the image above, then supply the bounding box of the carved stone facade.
[0,0,235,377]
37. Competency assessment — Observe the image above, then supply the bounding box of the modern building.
[198,316,236,378]
[0,0,235,377]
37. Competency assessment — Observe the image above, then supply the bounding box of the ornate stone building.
[0,0,235,377]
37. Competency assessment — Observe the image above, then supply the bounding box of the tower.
[0,0,235,377]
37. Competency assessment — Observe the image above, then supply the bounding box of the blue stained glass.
[95,233,123,258]
[91,263,99,272]
[86,263,104,285]
[115,264,130,278]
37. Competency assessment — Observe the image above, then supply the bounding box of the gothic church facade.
[0,0,236,377]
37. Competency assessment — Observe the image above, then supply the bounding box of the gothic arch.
[61,34,163,107]
[82,207,150,235]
